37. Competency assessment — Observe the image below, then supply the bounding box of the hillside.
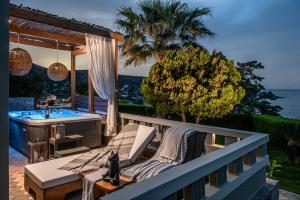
[9,64,71,99]
[76,70,145,104]
[10,64,145,104]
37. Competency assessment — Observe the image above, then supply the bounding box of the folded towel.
[159,127,192,161]
[82,168,108,200]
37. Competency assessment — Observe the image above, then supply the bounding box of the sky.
[10,0,300,89]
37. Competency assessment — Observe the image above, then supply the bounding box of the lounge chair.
[24,123,156,200]
[121,127,207,182]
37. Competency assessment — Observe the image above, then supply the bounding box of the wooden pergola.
[9,4,124,113]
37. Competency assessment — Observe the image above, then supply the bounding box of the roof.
[9,3,124,51]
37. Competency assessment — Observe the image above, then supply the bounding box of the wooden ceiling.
[9,4,124,51]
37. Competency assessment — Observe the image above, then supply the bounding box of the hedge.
[119,103,155,116]
[252,115,300,147]
[118,103,300,147]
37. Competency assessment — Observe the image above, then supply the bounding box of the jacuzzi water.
[9,109,83,120]
[9,109,102,125]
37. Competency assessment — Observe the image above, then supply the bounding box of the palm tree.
[116,0,214,66]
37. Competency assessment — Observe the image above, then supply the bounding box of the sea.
[270,89,300,120]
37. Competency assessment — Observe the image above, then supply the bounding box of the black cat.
[103,151,120,185]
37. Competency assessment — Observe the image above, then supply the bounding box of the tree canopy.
[116,0,214,66]
[141,47,245,122]
[234,61,282,116]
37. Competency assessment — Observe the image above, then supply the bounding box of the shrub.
[141,48,245,123]
[253,115,300,148]
[267,160,281,178]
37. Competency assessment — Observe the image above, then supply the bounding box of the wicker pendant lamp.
[47,41,68,81]
[9,34,32,76]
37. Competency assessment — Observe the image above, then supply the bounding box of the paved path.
[279,189,300,200]
[9,147,33,200]
[9,147,81,200]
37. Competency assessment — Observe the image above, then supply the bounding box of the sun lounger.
[24,123,156,200]
[121,127,207,182]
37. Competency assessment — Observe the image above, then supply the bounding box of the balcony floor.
[9,147,82,200]
[9,147,32,200]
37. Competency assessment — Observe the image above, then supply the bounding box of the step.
[55,146,90,158]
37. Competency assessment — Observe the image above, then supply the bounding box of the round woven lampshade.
[47,62,68,81]
[9,48,32,76]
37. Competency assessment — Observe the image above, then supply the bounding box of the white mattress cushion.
[25,154,81,189]
[128,125,156,162]
[25,124,156,189]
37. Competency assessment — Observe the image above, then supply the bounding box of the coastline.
[269,89,300,120]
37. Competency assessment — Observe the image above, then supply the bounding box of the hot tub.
[9,109,103,155]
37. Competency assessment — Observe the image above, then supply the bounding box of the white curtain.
[85,34,116,136]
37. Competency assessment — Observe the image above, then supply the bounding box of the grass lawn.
[269,147,300,194]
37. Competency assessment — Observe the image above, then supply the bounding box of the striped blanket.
[58,123,139,174]
[121,127,195,182]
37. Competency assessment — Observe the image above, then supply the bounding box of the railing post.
[256,144,267,157]
[244,150,257,165]
[209,165,227,187]
[224,136,237,146]
[228,157,243,175]
[146,122,153,127]
[206,133,215,145]
[121,118,125,128]
[158,125,165,134]
[184,178,205,200]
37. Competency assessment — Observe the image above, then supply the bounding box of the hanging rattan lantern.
[47,41,68,81]
[9,35,32,76]
[47,62,68,81]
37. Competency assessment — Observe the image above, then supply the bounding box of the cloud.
[10,0,300,89]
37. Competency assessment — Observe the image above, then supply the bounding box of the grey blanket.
[121,128,194,182]
[82,168,108,200]
[59,124,138,174]
[159,127,191,160]
[58,148,111,174]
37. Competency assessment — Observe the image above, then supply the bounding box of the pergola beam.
[9,33,73,51]
[9,23,86,46]
[71,53,76,110]
[72,48,87,56]
[114,41,119,132]
[88,72,95,113]
[10,5,124,41]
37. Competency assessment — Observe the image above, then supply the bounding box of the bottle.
[45,103,50,119]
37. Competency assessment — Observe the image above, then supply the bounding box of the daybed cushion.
[25,123,156,189]
[25,154,81,189]
[117,124,156,167]
[129,125,156,161]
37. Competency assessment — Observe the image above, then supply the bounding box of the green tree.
[141,48,245,123]
[234,61,282,115]
[116,0,214,66]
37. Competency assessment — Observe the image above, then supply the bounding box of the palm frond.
[115,0,214,66]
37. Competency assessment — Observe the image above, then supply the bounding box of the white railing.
[101,113,269,200]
